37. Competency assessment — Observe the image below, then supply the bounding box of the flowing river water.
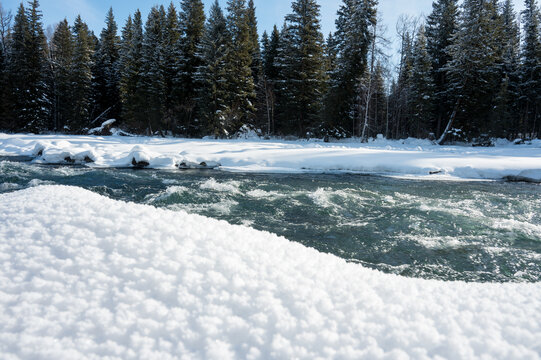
[1,158,540,283]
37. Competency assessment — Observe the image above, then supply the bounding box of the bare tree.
[0,4,12,53]
[359,14,390,142]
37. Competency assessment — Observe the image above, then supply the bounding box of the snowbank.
[1,133,541,181]
[1,186,540,359]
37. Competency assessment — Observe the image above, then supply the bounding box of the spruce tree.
[246,0,261,82]
[50,19,73,131]
[224,0,257,133]
[140,6,166,134]
[7,1,49,132]
[93,8,121,123]
[425,0,459,137]
[409,26,435,138]
[446,0,504,138]
[492,0,520,138]
[390,27,414,139]
[196,0,230,136]
[6,4,29,131]
[26,0,50,132]
[162,3,180,131]
[175,0,206,135]
[520,0,541,138]
[0,5,8,128]
[262,26,280,81]
[275,0,327,136]
[119,10,144,131]
[326,0,377,135]
[0,25,6,129]
[261,26,280,135]
[71,15,94,132]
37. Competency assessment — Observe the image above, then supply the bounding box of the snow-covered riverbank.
[1,133,541,181]
[1,185,540,359]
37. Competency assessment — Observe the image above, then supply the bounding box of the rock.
[132,158,149,169]
[503,176,541,184]
[177,161,221,170]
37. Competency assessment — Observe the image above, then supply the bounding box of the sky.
[2,0,526,63]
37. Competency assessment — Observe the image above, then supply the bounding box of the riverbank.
[1,133,541,181]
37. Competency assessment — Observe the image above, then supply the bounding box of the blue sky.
[3,0,526,60]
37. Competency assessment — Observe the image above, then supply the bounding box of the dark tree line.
[0,0,539,141]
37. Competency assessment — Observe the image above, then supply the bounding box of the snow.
[88,119,117,135]
[1,133,541,181]
[0,185,540,359]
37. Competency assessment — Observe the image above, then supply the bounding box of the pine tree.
[275,0,328,136]
[140,6,166,134]
[175,0,206,135]
[520,0,541,138]
[196,0,230,136]
[50,19,73,131]
[93,8,121,123]
[119,10,144,131]
[409,26,435,138]
[224,0,257,133]
[426,0,459,137]
[70,15,94,132]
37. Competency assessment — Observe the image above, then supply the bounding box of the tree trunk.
[436,99,461,145]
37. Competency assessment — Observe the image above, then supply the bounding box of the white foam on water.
[0,182,21,191]
[167,199,239,216]
[145,186,191,204]
[246,189,286,200]
[27,179,55,187]
[491,218,541,240]
[200,178,242,194]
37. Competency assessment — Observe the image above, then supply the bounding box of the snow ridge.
[0,186,540,359]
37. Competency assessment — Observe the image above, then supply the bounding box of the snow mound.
[34,142,97,164]
[88,119,117,135]
[1,186,540,359]
[122,146,177,168]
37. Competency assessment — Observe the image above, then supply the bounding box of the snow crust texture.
[1,186,540,359]
[1,134,541,181]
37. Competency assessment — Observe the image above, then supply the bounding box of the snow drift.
[1,133,541,181]
[0,186,540,359]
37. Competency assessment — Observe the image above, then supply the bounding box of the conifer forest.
[0,0,539,142]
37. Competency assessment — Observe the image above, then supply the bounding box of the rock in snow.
[0,186,540,359]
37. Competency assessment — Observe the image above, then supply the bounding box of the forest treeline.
[0,0,539,141]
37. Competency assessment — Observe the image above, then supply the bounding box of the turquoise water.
[1,158,540,283]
